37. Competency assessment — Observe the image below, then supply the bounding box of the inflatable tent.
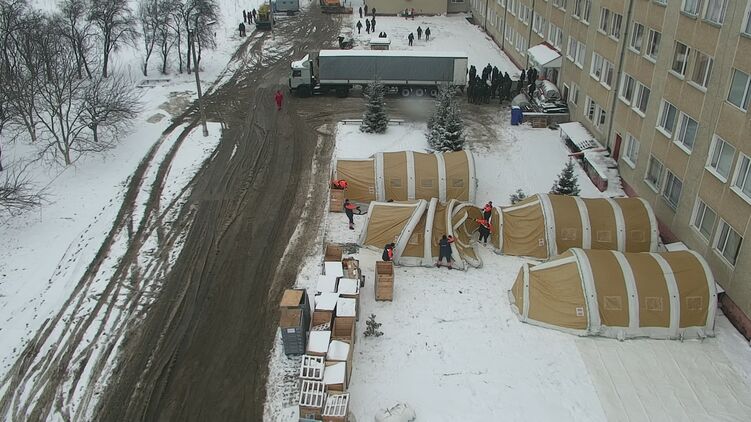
[335,151,477,204]
[495,194,658,259]
[358,199,483,270]
[509,248,717,340]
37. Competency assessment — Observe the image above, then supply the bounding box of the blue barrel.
[511,106,523,125]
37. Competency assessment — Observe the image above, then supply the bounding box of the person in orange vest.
[382,243,395,261]
[274,90,284,111]
[344,199,357,230]
[332,179,348,190]
[476,218,492,244]
[483,201,493,220]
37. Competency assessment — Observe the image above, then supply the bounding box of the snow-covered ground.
[0,0,272,398]
[265,118,751,421]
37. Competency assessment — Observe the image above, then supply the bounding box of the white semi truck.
[288,50,468,97]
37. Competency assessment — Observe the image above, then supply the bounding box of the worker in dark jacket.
[425,27,431,41]
[437,235,455,269]
[382,243,395,261]
[417,26,422,40]
[476,218,492,244]
[356,20,362,34]
[483,201,493,220]
[344,199,357,230]
[408,32,414,46]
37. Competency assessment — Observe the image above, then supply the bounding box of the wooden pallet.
[375,261,394,301]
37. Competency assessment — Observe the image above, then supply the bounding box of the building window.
[690,51,713,88]
[703,0,728,25]
[603,60,614,87]
[590,52,603,80]
[645,156,664,190]
[671,42,690,76]
[562,83,570,102]
[630,22,645,52]
[610,13,622,39]
[574,0,591,22]
[682,0,702,15]
[505,24,514,42]
[691,199,717,241]
[663,171,683,209]
[727,69,751,110]
[732,154,751,200]
[706,135,736,181]
[548,23,563,49]
[634,83,651,114]
[675,113,699,151]
[584,97,606,130]
[654,0,667,4]
[744,1,751,35]
[586,96,596,120]
[620,74,635,104]
[714,220,742,266]
[624,134,639,166]
[646,29,661,60]
[571,83,580,105]
[657,100,678,136]
[553,0,567,10]
[533,13,547,37]
[597,107,607,128]
[599,8,610,33]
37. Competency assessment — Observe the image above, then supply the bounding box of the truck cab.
[289,54,315,97]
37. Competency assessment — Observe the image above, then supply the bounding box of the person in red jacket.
[382,243,395,261]
[274,90,284,111]
[332,179,348,190]
[476,218,492,244]
[483,201,493,220]
[344,199,357,230]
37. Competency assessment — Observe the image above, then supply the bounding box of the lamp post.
[189,18,216,137]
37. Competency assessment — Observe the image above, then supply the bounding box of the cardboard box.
[375,261,394,301]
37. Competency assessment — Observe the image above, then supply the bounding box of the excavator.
[320,0,352,14]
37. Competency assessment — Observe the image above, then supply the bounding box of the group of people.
[358,4,375,19]
[466,64,541,105]
[242,9,257,24]
[355,16,377,34]
[407,26,431,46]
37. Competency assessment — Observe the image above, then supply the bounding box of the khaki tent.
[335,150,477,204]
[509,248,717,340]
[358,199,483,270]
[495,194,658,259]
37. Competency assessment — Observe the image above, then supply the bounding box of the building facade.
[470,0,751,333]
[367,0,469,15]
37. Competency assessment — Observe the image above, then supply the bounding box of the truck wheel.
[429,88,439,97]
[400,87,411,97]
[414,88,426,97]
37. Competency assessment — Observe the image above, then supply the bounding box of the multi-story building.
[470,0,751,336]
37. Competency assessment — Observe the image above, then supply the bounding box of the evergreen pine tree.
[550,159,581,196]
[364,314,383,337]
[360,81,388,134]
[509,188,527,204]
[427,85,466,151]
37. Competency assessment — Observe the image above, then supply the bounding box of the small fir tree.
[509,188,527,204]
[550,159,581,196]
[427,85,466,151]
[364,314,383,337]
[360,81,388,134]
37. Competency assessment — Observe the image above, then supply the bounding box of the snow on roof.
[316,275,338,294]
[315,292,340,311]
[324,261,344,278]
[527,43,562,67]
[665,242,689,252]
[337,278,360,295]
[291,54,309,68]
[307,331,331,354]
[323,361,347,385]
[559,122,600,151]
[327,340,351,361]
[319,49,467,59]
[369,37,391,43]
[336,298,357,317]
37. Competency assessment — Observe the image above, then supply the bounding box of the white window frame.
[714,219,743,267]
[609,13,622,39]
[657,100,678,137]
[689,50,713,89]
[585,96,596,121]
[663,170,683,210]
[575,40,585,67]
[599,8,610,34]
[705,135,736,182]
[623,133,639,168]
[571,83,580,106]
[703,0,728,25]
[646,29,661,61]
[727,68,751,111]
[674,112,699,153]
[630,22,645,53]
[645,155,664,191]
[590,52,604,80]
[743,1,751,35]
[634,82,650,115]
[690,198,717,242]
[602,59,614,88]
[731,153,751,203]
[682,0,702,16]
[620,73,635,104]
[671,42,690,77]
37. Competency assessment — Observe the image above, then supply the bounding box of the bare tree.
[60,0,96,79]
[82,74,141,144]
[138,0,159,76]
[88,0,138,78]
[157,0,180,74]
[179,0,219,74]
[0,160,45,215]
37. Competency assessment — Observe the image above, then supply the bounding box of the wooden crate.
[375,261,394,301]
[311,310,333,330]
[323,361,347,392]
[324,244,343,262]
[322,393,350,422]
[326,339,354,386]
[330,189,345,213]
[299,380,326,420]
[332,317,356,345]
[279,288,310,331]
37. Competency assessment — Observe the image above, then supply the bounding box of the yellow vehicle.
[256,3,274,29]
[320,0,352,14]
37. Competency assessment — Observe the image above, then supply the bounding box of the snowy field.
[265,120,751,421]
[0,0,276,398]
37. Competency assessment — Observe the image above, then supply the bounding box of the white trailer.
[273,0,299,14]
[288,50,468,97]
